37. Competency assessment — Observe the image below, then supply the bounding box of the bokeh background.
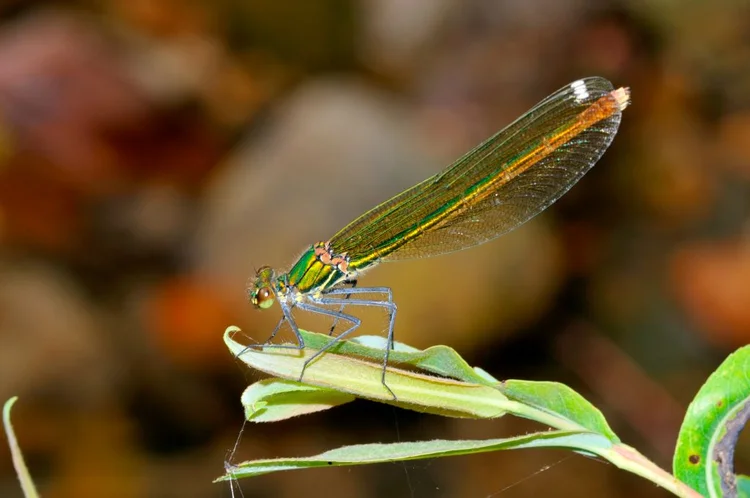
[0,0,748,497]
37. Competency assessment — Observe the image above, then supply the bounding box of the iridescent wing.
[330,77,629,270]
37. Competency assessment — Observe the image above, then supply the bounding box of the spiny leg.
[314,291,397,399]
[264,314,287,344]
[320,287,396,349]
[322,285,391,298]
[295,301,360,378]
[322,285,395,345]
[319,286,396,355]
[274,300,307,350]
[298,300,397,399]
[328,279,357,336]
[241,301,307,357]
[233,315,285,359]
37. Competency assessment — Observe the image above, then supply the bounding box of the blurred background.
[0,0,748,497]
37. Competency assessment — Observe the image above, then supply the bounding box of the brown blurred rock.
[0,10,224,255]
[0,11,149,194]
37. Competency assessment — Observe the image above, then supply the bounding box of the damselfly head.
[248,266,276,310]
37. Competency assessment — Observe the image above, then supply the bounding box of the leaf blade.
[673,345,750,497]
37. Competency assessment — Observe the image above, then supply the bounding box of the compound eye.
[254,287,275,309]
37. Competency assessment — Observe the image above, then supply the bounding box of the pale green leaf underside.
[219,430,613,480]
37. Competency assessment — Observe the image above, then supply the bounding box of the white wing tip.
[571,79,590,102]
[611,87,631,111]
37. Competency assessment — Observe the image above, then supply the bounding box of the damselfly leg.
[312,286,397,398]
[328,279,357,335]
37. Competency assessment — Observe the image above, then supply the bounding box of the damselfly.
[247,77,630,398]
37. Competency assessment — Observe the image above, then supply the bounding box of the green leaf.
[224,327,701,497]
[225,327,511,419]
[218,430,615,479]
[220,431,700,497]
[301,330,497,386]
[499,380,620,442]
[738,475,750,498]
[241,379,355,422]
[226,327,618,437]
[674,345,750,497]
[3,397,39,498]
[218,429,699,498]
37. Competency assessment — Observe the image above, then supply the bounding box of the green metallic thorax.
[284,246,347,295]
